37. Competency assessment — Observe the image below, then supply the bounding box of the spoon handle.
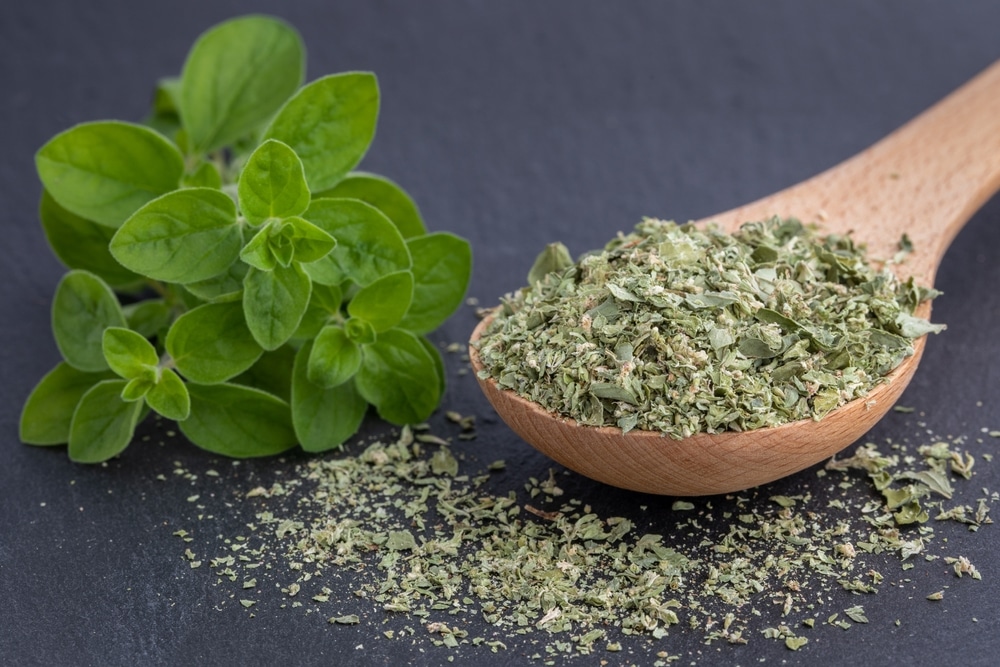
[706,60,1000,284]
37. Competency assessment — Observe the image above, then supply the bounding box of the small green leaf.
[292,343,367,452]
[299,254,342,286]
[237,139,311,224]
[286,216,336,263]
[180,16,305,152]
[311,282,344,313]
[316,171,426,238]
[398,232,472,334]
[102,327,159,380]
[304,198,410,286]
[182,161,223,189]
[243,264,312,350]
[180,383,297,457]
[145,77,182,139]
[355,328,441,424]
[146,368,191,421]
[307,326,362,388]
[344,317,377,345]
[347,270,413,332]
[122,377,154,402]
[52,270,127,372]
[68,380,144,463]
[39,190,143,289]
[417,335,447,399]
[272,231,295,268]
[122,299,173,339]
[110,187,241,284]
[166,301,263,384]
[264,72,379,192]
[153,77,181,115]
[232,346,295,401]
[20,363,115,445]
[240,222,279,271]
[294,283,343,339]
[36,121,184,227]
[184,261,249,301]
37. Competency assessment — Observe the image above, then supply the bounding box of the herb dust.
[476,217,945,437]
[170,411,994,662]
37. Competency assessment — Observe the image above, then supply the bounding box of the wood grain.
[469,60,1000,496]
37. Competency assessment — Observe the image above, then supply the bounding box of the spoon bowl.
[470,61,1000,496]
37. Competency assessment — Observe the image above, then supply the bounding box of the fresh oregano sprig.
[20,15,472,463]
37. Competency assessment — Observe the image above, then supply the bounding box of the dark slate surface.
[2,2,999,665]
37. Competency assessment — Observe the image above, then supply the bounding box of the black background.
[2,1,1000,665]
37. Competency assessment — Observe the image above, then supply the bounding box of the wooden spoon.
[469,60,1000,496]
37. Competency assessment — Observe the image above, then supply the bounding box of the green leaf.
[20,363,115,445]
[286,216,336,263]
[311,282,344,313]
[145,368,190,421]
[347,270,413,333]
[52,270,127,372]
[304,198,410,286]
[180,383,297,457]
[292,343,367,452]
[179,16,305,152]
[243,264,312,350]
[418,335,447,399]
[182,161,223,189]
[355,328,441,424]
[344,317,377,345]
[184,261,248,301]
[122,377,154,402]
[166,301,263,383]
[264,72,379,192]
[316,172,426,238]
[240,222,279,271]
[36,121,185,227]
[271,231,295,268]
[68,380,143,463]
[123,299,173,339]
[110,187,241,283]
[154,77,182,115]
[294,283,343,339]
[237,139,311,224]
[307,325,362,388]
[232,346,295,401]
[145,77,182,139]
[299,255,342,286]
[398,233,472,334]
[102,327,159,379]
[39,190,143,289]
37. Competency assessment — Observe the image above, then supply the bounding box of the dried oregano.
[476,217,944,437]
[172,417,994,658]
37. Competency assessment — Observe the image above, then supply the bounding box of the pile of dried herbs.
[475,217,945,436]
[170,410,996,661]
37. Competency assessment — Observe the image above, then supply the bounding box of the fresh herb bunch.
[20,15,472,462]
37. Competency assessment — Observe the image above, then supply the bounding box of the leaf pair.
[180,17,379,191]
[24,271,141,462]
[103,327,189,421]
[292,329,443,450]
[240,217,335,271]
[307,270,413,387]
